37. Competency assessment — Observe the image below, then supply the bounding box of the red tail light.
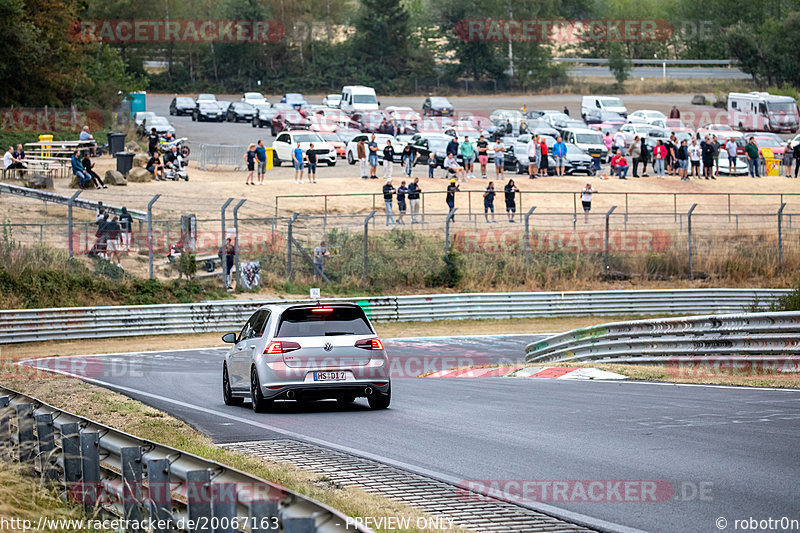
[355,338,384,350]
[311,307,334,314]
[264,341,301,354]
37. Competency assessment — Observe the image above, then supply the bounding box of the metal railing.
[524,311,800,364]
[0,183,147,220]
[0,289,789,344]
[194,143,247,171]
[0,386,371,533]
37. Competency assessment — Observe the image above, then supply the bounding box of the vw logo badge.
[323,342,333,352]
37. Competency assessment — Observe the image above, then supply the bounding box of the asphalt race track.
[27,336,800,533]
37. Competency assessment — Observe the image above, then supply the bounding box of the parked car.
[272,131,336,166]
[317,131,347,159]
[271,110,312,136]
[169,97,196,116]
[134,111,157,136]
[696,123,743,141]
[406,134,455,168]
[142,115,175,136]
[335,128,362,145]
[309,108,353,132]
[346,134,405,165]
[508,135,594,175]
[193,102,223,122]
[252,103,278,128]
[561,127,608,163]
[750,133,787,158]
[196,93,217,103]
[216,100,231,113]
[588,120,626,134]
[501,136,557,175]
[422,97,454,117]
[385,106,422,134]
[581,96,628,122]
[226,102,257,122]
[521,119,559,138]
[242,92,267,106]
[619,123,666,145]
[281,93,307,108]
[541,112,571,130]
[221,303,390,411]
[628,109,668,125]
[322,94,342,108]
[350,110,398,133]
[490,109,524,135]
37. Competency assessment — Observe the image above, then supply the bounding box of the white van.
[728,92,799,133]
[340,86,379,113]
[581,96,628,123]
[562,127,609,162]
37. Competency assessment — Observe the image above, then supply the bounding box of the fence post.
[249,498,279,532]
[80,430,101,514]
[687,203,697,279]
[287,213,298,280]
[211,482,238,533]
[524,206,536,268]
[147,194,161,279]
[444,208,457,253]
[186,469,213,533]
[121,447,143,529]
[363,210,375,282]
[233,199,247,290]
[778,202,786,266]
[604,206,617,272]
[67,190,81,265]
[0,396,9,459]
[61,422,81,489]
[146,458,172,533]
[35,413,58,483]
[15,404,35,470]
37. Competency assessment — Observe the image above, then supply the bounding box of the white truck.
[728,92,799,133]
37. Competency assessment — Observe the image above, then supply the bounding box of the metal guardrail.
[524,311,800,364]
[0,386,371,533]
[553,58,736,66]
[0,289,789,344]
[195,143,247,171]
[0,183,147,220]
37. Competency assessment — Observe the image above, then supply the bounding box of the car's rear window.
[276,307,373,337]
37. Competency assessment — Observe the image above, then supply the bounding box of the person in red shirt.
[611,150,628,179]
[539,139,549,176]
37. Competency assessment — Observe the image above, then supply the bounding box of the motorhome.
[728,92,799,133]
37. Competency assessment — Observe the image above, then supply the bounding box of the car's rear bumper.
[260,380,390,400]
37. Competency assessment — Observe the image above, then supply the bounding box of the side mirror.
[222,332,237,344]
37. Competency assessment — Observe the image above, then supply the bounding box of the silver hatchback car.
[222,303,391,411]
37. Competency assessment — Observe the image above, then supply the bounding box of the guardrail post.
[16,404,35,470]
[148,194,162,279]
[778,202,786,266]
[232,199,247,290]
[35,413,58,482]
[61,422,81,490]
[121,447,143,529]
[0,396,8,459]
[603,206,617,272]
[220,198,234,288]
[211,482,238,533]
[444,207,457,253]
[363,210,375,282]
[287,213,299,280]
[146,458,172,532]
[249,498,279,532]
[67,191,81,266]
[524,206,536,268]
[687,203,697,279]
[187,469,213,533]
[284,517,316,533]
[80,430,101,514]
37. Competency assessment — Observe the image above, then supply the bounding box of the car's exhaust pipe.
[286,390,295,399]
[364,387,373,396]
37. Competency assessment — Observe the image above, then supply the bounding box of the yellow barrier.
[265,147,274,170]
[762,148,780,177]
[39,134,53,157]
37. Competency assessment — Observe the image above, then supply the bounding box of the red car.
[351,110,397,133]
[270,110,311,136]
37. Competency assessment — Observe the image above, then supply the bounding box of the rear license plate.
[314,371,347,381]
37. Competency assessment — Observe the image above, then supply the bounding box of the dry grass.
[0,377,472,533]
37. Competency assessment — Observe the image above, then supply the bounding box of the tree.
[353,0,411,81]
[608,43,631,87]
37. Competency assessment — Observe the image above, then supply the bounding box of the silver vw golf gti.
[221,303,391,411]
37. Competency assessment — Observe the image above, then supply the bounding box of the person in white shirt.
[444,153,466,182]
[725,138,738,173]
[526,135,538,179]
[581,183,597,224]
[613,131,627,155]
[688,139,702,178]
[493,140,505,179]
[3,146,24,171]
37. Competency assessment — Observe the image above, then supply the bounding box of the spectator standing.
[119,207,133,250]
[538,137,549,176]
[504,179,519,222]
[552,136,567,177]
[783,142,794,178]
[383,140,395,178]
[382,178,396,225]
[793,141,800,178]
[106,216,122,267]
[744,137,760,178]
[665,135,677,176]
[94,213,109,259]
[603,131,613,158]
[701,136,715,179]
[147,128,159,156]
[71,150,91,188]
[427,153,436,178]
[460,136,475,179]
[368,134,379,178]
[402,144,413,177]
[396,180,408,224]
[80,126,97,156]
[221,237,235,290]
[313,241,330,281]
[494,139,505,179]
[526,135,538,179]
[669,106,680,119]
[477,135,489,179]
[677,139,689,181]
[81,153,106,189]
[653,139,667,179]
[446,179,459,222]
[408,177,421,223]
[255,140,267,185]
[307,143,318,184]
[725,138,738,174]
[483,181,496,223]
[639,137,649,177]
[613,130,626,155]
[581,183,597,224]
[711,135,721,178]
[629,136,641,177]
[446,136,459,158]
[357,138,368,179]
[292,142,304,184]
[563,106,570,116]
[243,144,256,185]
[688,139,701,178]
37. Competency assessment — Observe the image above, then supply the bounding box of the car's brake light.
[355,338,384,350]
[311,308,334,314]
[264,341,301,354]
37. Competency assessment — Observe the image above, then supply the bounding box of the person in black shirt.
[701,136,715,179]
[677,140,689,181]
[105,216,122,267]
[402,145,413,177]
[483,181,496,223]
[793,142,800,178]
[148,128,159,156]
[476,135,489,179]
[446,137,459,157]
[408,177,421,223]
[307,143,318,184]
[81,154,106,189]
[396,180,408,224]
[383,141,395,178]
[119,206,133,250]
[504,179,519,222]
[382,178,396,225]
[146,153,164,180]
[446,179,459,222]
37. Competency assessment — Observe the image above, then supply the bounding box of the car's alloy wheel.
[273,151,281,167]
[367,385,391,410]
[250,366,272,412]
[347,152,355,165]
[222,364,243,406]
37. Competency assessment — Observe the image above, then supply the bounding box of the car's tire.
[192,114,196,122]
[169,109,174,116]
[250,366,273,413]
[270,125,276,137]
[222,364,243,406]
[347,152,355,165]
[516,162,523,174]
[327,160,336,167]
[273,151,281,167]
[368,386,391,410]
[252,119,256,128]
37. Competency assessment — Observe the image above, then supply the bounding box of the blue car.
[281,93,307,108]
